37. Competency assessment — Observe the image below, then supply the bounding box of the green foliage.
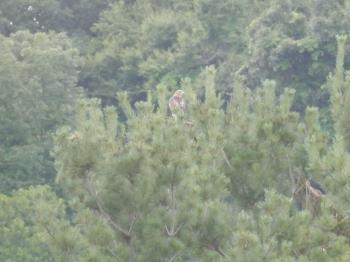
[53,61,350,260]
[54,73,232,260]
[244,0,350,111]
[81,0,256,101]
[0,185,121,261]
[0,186,77,261]
[326,35,350,142]
[0,31,82,192]
[230,191,350,261]
[223,78,305,207]
[0,0,108,36]
[3,0,350,260]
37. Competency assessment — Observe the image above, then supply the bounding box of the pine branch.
[86,174,131,242]
[165,183,182,237]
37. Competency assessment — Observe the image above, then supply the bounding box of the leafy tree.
[80,0,260,103]
[0,30,82,193]
[0,185,120,261]
[3,1,350,260]
[243,0,350,112]
[0,0,108,36]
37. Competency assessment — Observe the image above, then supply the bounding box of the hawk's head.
[174,89,184,98]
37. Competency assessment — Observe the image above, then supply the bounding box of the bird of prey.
[168,89,185,118]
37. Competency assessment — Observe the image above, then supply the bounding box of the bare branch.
[305,180,323,198]
[164,184,182,237]
[128,216,136,234]
[165,224,171,236]
[221,148,233,169]
[173,223,183,236]
[165,223,183,237]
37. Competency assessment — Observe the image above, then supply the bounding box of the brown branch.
[305,180,323,198]
[86,174,131,242]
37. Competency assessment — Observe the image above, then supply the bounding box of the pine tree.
[54,69,233,260]
[53,40,350,260]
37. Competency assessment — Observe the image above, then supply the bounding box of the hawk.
[168,89,185,118]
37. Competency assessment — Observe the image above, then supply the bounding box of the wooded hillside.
[2,1,350,261]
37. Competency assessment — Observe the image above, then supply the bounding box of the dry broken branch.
[305,180,323,198]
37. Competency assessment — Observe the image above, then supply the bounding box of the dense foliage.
[0,31,82,192]
[3,0,350,260]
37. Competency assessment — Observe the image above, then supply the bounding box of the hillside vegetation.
[2,0,350,260]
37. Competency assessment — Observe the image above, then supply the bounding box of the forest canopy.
[2,0,350,261]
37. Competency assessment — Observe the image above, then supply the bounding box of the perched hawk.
[168,90,185,118]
